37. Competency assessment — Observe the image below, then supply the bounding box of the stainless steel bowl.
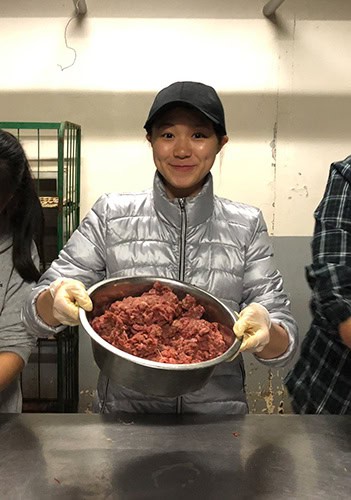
[79,276,241,397]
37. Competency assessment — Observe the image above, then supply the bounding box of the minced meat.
[90,281,231,364]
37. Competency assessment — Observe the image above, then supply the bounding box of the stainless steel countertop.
[0,414,349,499]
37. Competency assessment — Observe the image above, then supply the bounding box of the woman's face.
[147,107,228,199]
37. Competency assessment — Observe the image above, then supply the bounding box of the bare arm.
[0,352,25,392]
[35,289,61,327]
[338,318,351,349]
[256,321,289,360]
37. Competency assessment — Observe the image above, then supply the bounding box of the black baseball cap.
[144,81,227,135]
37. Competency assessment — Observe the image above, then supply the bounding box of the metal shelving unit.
[0,121,81,412]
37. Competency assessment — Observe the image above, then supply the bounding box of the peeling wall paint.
[246,369,291,415]
[245,364,291,414]
[79,388,96,413]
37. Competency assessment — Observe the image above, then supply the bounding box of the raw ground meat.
[90,281,231,364]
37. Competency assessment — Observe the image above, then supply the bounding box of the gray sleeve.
[0,256,38,365]
[22,195,109,338]
[241,211,299,367]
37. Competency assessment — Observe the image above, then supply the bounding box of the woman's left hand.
[234,303,271,353]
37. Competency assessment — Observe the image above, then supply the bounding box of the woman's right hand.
[49,278,93,326]
[233,303,271,353]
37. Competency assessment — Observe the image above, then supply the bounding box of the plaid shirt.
[285,156,351,414]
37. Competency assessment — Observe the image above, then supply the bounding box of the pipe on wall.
[73,0,88,16]
[263,0,287,17]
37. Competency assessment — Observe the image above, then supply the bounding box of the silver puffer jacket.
[23,172,298,414]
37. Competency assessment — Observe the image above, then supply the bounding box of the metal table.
[0,414,349,499]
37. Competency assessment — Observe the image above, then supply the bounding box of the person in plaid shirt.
[285,156,351,414]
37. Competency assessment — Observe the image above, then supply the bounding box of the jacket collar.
[153,171,214,228]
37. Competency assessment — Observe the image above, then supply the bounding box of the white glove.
[233,303,271,353]
[49,278,93,326]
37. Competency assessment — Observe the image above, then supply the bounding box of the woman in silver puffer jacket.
[23,81,298,414]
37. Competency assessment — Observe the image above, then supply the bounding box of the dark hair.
[0,129,45,282]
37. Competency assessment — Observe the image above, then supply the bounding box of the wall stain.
[79,387,96,413]
[270,122,278,163]
[246,368,291,414]
[290,184,309,198]
[270,121,278,234]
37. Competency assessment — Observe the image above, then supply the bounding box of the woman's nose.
[173,137,191,158]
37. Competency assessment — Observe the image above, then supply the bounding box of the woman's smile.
[170,163,196,169]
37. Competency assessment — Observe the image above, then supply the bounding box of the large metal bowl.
[79,276,241,397]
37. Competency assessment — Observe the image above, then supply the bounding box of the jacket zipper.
[178,198,187,281]
[176,198,187,414]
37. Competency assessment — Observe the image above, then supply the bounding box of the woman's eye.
[162,132,174,139]
[193,132,206,139]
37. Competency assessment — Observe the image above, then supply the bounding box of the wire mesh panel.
[20,328,79,413]
[0,121,81,413]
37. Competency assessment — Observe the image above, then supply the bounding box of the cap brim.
[144,101,226,135]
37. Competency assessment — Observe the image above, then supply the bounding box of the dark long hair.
[0,129,45,282]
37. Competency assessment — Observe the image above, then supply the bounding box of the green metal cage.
[0,121,81,253]
[0,121,82,412]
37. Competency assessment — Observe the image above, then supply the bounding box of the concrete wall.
[1,1,351,412]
